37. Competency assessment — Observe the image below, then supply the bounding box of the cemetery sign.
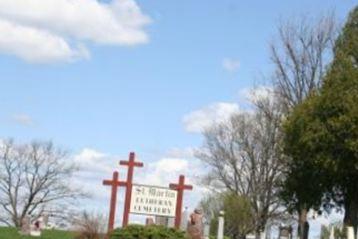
[103,152,193,234]
[130,184,178,217]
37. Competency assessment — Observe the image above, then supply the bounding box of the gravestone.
[187,208,204,239]
[260,231,266,239]
[145,217,155,226]
[347,227,354,239]
[30,217,42,237]
[20,215,31,235]
[203,223,210,239]
[329,226,335,239]
[278,226,293,239]
[156,216,168,226]
[217,211,224,239]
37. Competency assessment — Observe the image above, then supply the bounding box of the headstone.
[30,217,42,237]
[217,211,224,239]
[187,208,204,239]
[204,223,210,239]
[145,217,155,226]
[246,234,255,239]
[329,226,334,239]
[155,216,168,226]
[260,231,266,239]
[347,226,354,239]
[279,226,293,239]
[20,215,31,235]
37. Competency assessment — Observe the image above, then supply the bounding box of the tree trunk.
[343,195,358,238]
[297,208,309,239]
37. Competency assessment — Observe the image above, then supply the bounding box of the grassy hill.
[0,227,75,239]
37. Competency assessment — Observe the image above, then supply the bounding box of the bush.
[110,224,187,239]
[73,211,106,239]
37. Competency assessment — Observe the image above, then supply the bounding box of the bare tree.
[271,13,338,112]
[270,13,339,239]
[0,140,81,227]
[196,93,285,238]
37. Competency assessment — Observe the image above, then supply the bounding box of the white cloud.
[73,148,114,174]
[222,58,240,72]
[0,19,89,63]
[141,158,190,186]
[11,113,34,126]
[0,0,150,63]
[166,147,195,159]
[183,102,240,133]
[239,86,274,103]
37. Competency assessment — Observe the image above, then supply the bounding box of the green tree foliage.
[281,96,330,239]
[110,225,187,239]
[312,5,358,229]
[222,193,255,239]
[282,5,358,231]
[202,193,255,239]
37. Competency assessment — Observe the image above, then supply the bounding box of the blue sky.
[0,0,355,154]
[0,0,356,232]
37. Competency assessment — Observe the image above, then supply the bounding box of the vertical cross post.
[103,171,126,234]
[169,175,193,229]
[120,152,143,227]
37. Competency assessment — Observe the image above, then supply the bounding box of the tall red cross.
[119,152,143,227]
[103,171,126,233]
[169,175,193,229]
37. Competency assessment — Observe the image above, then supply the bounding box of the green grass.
[0,227,75,239]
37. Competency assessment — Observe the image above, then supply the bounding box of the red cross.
[169,175,193,229]
[119,152,143,227]
[103,171,126,233]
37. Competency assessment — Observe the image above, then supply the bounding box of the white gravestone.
[217,211,224,239]
[329,226,334,239]
[260,231,266,239]
[204,223,210,239]
[347,227,355,239]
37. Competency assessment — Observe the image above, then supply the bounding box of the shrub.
[73,211,106,239]
[110,224,187,239]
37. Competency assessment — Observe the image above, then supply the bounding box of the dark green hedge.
[110,224,187,239]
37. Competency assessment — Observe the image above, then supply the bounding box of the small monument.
[30,217,42,237]
[156,216,169,226]
[145,217,155,226]
[217,211,225,239]
[20,214,31,235]
[278,226,293,239]
[187,208,204,239]
[347,226,354,239]
[203,223,210,239]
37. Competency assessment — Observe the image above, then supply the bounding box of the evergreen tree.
[282,5,358,232]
